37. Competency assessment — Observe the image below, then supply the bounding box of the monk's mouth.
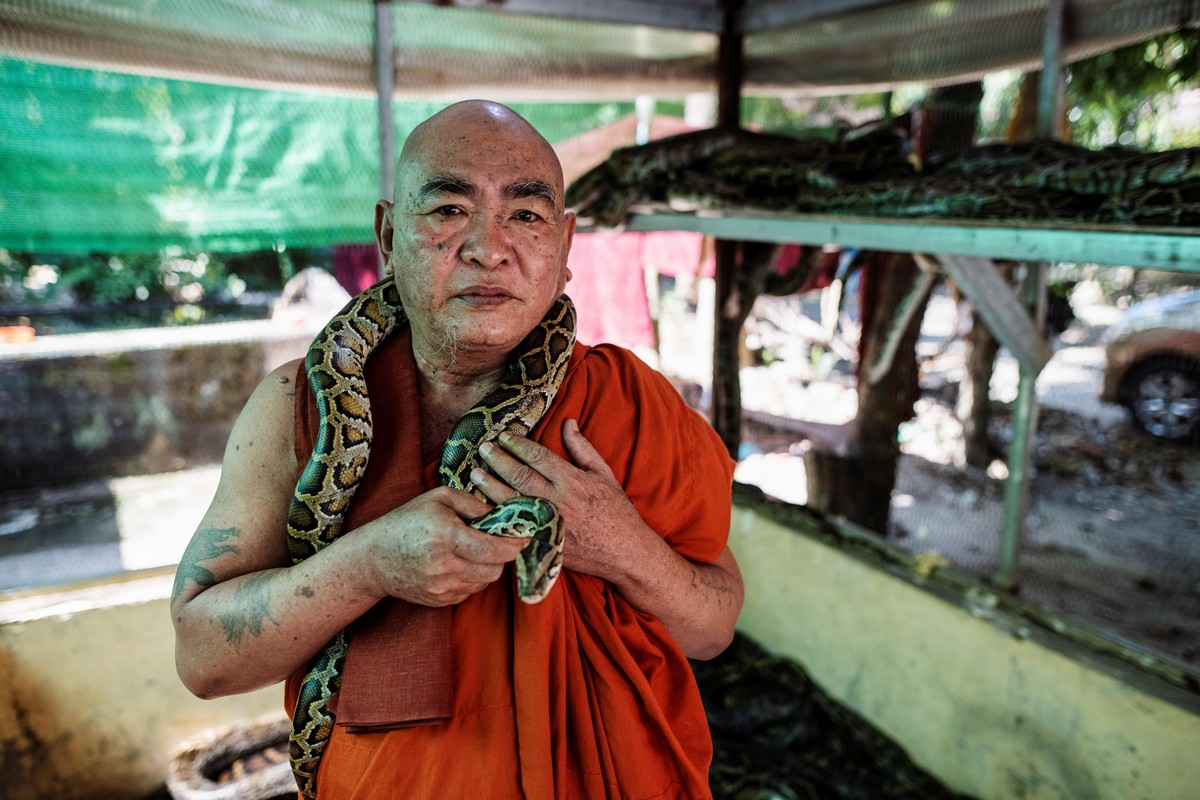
[457,288,515,307]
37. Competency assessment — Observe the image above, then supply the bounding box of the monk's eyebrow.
[505,180,558,206]
[418,175,477,200]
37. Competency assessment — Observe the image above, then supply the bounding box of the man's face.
[379,112,575,364]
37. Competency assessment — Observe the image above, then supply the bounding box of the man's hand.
[471,418,643,584]
[472,418,744,659]
[364,486,533,607]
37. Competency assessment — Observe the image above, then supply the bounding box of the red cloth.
[566,231,706,349]
[292,330,455,730]
[566,232,656,349]
[638,231,707,279]
[332,243,382,295]
[287,327,735,799]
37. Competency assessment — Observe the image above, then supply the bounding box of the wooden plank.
[931,254,1052,377]
[623,211,1200,273]
[864,267,936,384]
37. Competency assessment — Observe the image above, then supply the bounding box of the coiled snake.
[285,276,577,799]
[566,127,1200,229]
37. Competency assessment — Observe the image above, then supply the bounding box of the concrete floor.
[0,466,220,592]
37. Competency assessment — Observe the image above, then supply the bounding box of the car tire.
[1121,355,1200,443]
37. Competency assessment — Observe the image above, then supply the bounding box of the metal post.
[996,263,1046,591]
[998,0,1066,590]
[710,0,744,457]
[374,0,395,204]
[716,0,743,130]
[1036,0,1066,139]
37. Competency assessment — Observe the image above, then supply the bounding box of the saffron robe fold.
[287,329,735,800]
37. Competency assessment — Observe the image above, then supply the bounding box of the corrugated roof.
[2,0,1196,98]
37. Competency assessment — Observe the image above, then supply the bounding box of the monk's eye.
[514,209,543,223]
[434,205,463,218]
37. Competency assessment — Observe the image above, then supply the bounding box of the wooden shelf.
[621,210,1200,273]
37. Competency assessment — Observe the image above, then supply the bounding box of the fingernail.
[470,468,487,485]
[498,431,512,446]
[568,418,579,432]
[479,441,493,457]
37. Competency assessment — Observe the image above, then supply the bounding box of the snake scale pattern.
[285,276,576,799]
[566,125,1200,229]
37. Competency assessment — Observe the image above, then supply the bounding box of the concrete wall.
[0,571,283,800]
[0,322,312,490]
[0,316,326,797]
[729,501,1200,800]
[3,498,1198,799]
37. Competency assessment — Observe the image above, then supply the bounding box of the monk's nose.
[461,213,512,269]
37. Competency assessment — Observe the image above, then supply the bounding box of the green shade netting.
[0,58,633,253]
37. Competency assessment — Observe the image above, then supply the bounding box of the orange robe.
[287,329,735,799]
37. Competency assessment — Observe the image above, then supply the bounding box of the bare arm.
[171,360,530,699]
[474,420,743,659]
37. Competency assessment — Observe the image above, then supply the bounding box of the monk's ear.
[563,211,577,256]
[556,211,576,293]
[375,200,395,274]
[563,209,577,245]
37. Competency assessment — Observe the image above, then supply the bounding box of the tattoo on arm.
[218,571,281,644]
[172,527,241,603]
[690,567,737,608]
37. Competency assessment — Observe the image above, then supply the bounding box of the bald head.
[374,99,576,375]
[395,100,565,207]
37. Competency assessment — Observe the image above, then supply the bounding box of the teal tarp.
[0,58,632,253]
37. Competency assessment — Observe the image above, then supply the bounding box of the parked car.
[1100,288,1200,443]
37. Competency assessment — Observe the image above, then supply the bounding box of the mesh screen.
[718,263,1200,671]
[0,2,687,590]
[1,0,717,96]
[0,58,383,252]
[745,0,1196,94]
[2,0,1197,685]
[0,57,646,253]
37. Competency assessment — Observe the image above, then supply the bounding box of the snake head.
[471,497,564,604]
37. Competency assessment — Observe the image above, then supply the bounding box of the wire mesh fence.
[2,4,1197,687]
[684,262,1200,671]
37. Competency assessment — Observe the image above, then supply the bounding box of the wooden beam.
[624,212,1200,273]
[717,0,744,129]
[710,0,745,457]
[922,254,1051,377]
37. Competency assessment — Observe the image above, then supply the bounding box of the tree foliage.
[1066,28,1200,149]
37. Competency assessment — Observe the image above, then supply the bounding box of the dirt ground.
[890,403,1200,668]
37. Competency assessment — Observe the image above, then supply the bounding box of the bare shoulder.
[226,357,305,499]
[171,359,303,607]
[215,358,303,488]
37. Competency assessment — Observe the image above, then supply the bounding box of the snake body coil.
[565,127,1200,229]
[285,276,576,798]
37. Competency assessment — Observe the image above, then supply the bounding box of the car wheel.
[1121,356,1200,442]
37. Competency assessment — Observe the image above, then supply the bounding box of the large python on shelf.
[285,276,576,799]
[566,125,1200,228]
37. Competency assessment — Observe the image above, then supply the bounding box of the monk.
[171,100,742,799]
